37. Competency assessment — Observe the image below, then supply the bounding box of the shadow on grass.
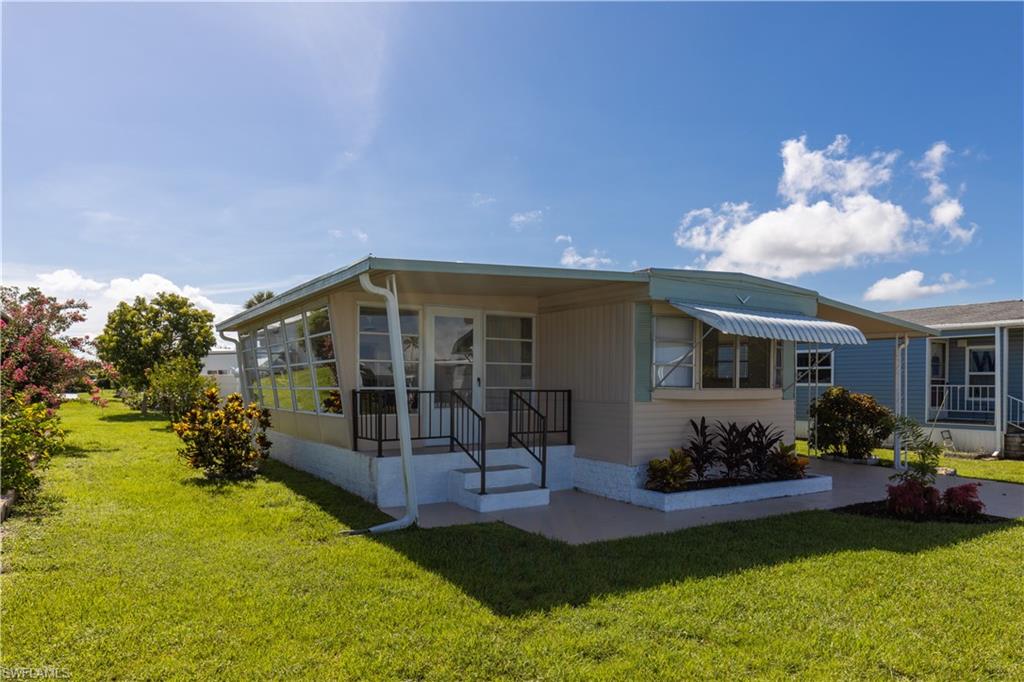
[99,412,168,424]
[180,475,259,495]
[263,459,1017,616]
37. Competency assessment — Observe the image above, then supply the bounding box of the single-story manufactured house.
[797,299,1024,456]
[201,349,241,396]
[215,257,931,514]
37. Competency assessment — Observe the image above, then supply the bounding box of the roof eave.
[817,296,937,338]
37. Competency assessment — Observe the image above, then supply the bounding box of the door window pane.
[434,316,474,362]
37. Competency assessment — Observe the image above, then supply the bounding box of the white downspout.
[218,331,247,403]
[346,272,419,535]
[893,336,903,469]
[995,325,1004,454]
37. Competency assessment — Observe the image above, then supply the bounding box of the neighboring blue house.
[797,300,1024,455]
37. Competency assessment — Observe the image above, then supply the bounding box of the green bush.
[148,357,216,422]
[684,417,718,480]
[809,386,895,459]
[173,388,271,479]
[1,393,65,499]
[645,448,694,492]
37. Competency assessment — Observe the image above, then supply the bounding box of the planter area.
[819,454,881,466]
[630,474,832,512]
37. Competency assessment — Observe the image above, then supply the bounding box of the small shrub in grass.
[809,387,895,459]
[645,449,694,492]
[0,393,65,499]
[942,483,985,517]
[173,388,271,479]
[148,356,217,422]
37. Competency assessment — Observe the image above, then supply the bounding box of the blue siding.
[1007,328,1022,400]
[796,339,896,418]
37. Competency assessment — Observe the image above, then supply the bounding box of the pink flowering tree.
[0,286,111,408]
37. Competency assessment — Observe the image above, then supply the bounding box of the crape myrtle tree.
[0,286,106,408]
[95,293,215,412]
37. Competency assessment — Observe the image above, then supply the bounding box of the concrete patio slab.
[381,459,1024,544]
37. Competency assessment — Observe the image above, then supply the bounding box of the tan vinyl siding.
[538,301,634,463]
[631,398,796,466]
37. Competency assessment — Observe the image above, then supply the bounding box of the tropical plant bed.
[818,454,881,466]
[833,501,1008,525]
[631,474,832,512]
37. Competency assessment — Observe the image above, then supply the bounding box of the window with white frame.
[238,304,343,415]
[357,306,420,390]
[485,315,534,411]
[653,317,695,388]
[796,349,833,386]
[966,346,995,387]
[700,328,773,389]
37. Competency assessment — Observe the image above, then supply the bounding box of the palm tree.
[244,290,275,309]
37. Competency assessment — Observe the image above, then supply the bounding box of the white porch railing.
[1008,395,1024,431]
[928,384,996,419]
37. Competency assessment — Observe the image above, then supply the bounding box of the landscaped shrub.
[714,421,753,479]
[765,442,809,481]
[748,421,784,477]
[173,389,271,479]
[684,417,717,480]
[942,483,985,517]
[147,356,217,422]
[809,386,895,459]
[644,449,694,492]
[1,393,65,499]
[886,480,943,519]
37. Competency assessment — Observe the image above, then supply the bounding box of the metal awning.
[668,300,867,345]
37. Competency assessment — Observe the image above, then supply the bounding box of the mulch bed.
[833,500,1009,525]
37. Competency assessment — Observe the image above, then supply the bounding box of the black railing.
[351,388,488,493]
[507,389,572,445]
[507,391,548,488]
[450,391,488,494]
[352,389,466,456]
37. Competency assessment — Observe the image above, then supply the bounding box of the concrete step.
[449,464,532,491]
[449,482,550,513]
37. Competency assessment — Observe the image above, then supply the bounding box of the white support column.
[994,326,1004,452]
[893,336,903,469]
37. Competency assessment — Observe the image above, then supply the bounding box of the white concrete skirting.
[267,430,574,508]
[630,474,833,512]
[572,457,645,502]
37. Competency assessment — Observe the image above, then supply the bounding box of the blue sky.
[3,2,1022,336]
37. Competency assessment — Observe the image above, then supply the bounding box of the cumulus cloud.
[863,270,971,302]
[554,234,572,243]
[510,210,543,230]
[914,141,974,243]
[675,135,976,279]
[6,267,242,341]
[560,246,613,269]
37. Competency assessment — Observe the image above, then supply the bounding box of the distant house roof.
[885,299,1024,329]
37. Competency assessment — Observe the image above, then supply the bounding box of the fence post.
[541,415,548,489]
[351,390,359,452]
[507,390,514,448]
[449,391,456,453]
[376,395,384,458]
[566,390,573,445]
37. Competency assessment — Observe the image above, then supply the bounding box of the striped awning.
[668,300,867,345]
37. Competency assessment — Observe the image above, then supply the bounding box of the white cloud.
[778,134,898,204]
[675,135,976,279]
[471,193,495,207]
[554,234,572,243]
[329,228,369,243]
[863,270,971,302]
[560,246,613,269]
[5,267,242,341]
[914,141,974,243]
[510,210,543,230]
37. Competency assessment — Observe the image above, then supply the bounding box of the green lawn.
[3,398,1024,679]
[796,439,1024,485]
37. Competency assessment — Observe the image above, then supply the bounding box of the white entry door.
[425,308,483,414]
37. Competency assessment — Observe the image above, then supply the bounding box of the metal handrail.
[1008,395,1024,431]
[507,389,572,444]
[508,391,548,488]
[450,390,488,494]
[351,388,466,456]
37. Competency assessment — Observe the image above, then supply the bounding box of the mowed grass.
[2,398,1023,679]
[795,439,1024,485]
